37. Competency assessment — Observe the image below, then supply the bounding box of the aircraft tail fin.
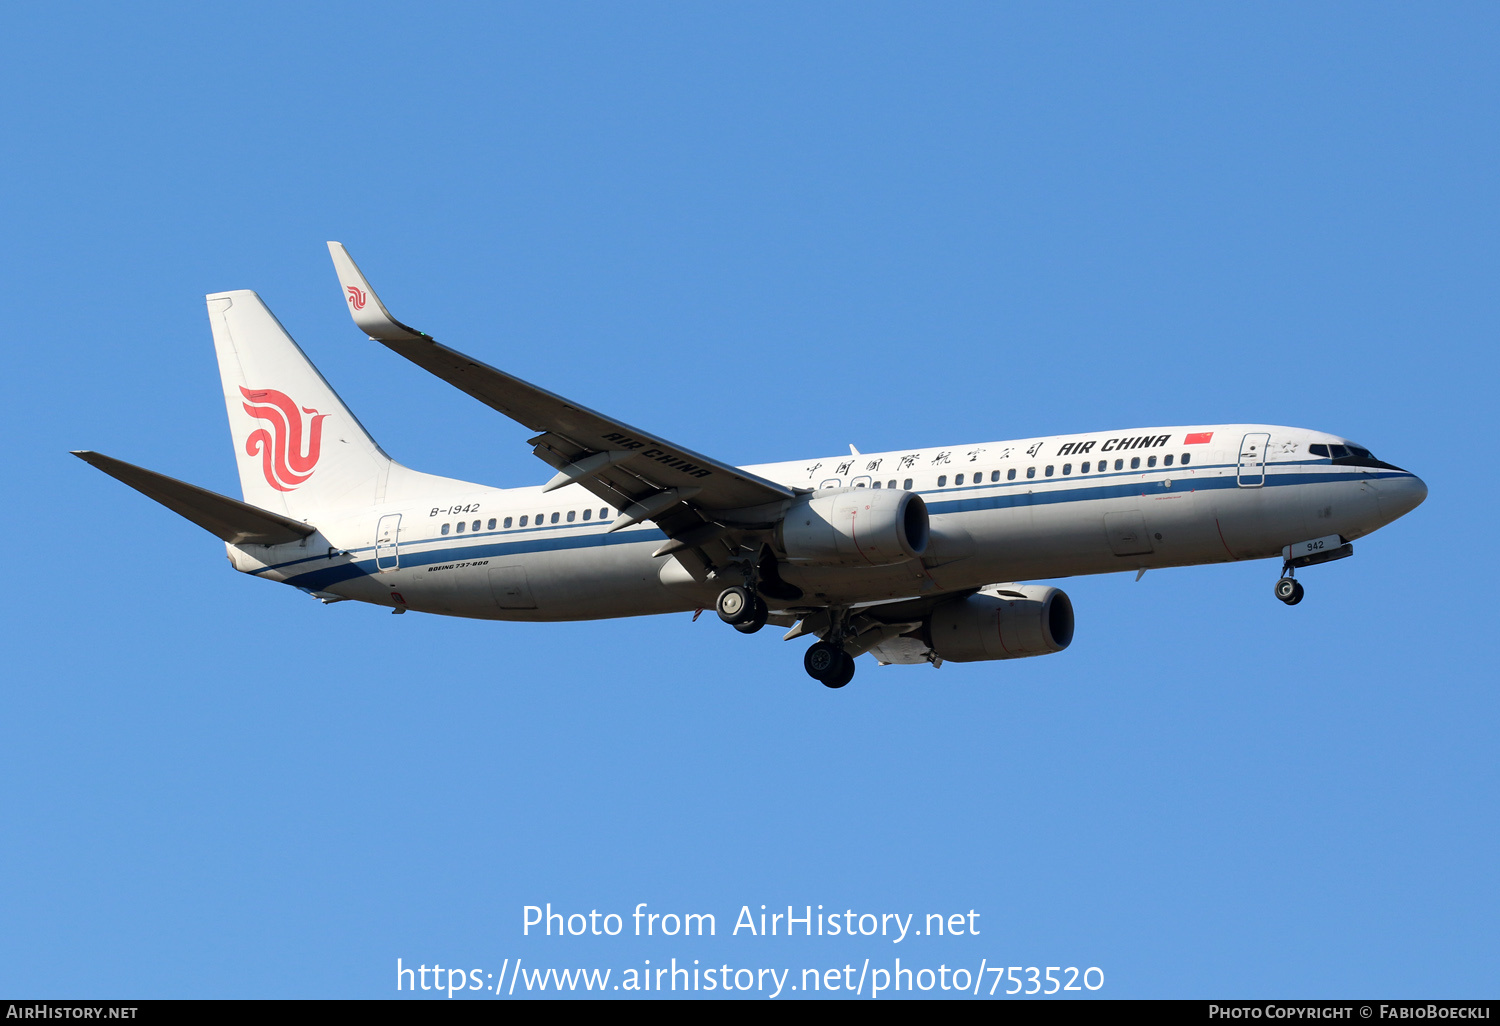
[206,290,392,517]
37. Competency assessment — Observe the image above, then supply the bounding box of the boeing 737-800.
[74,244,1427,688]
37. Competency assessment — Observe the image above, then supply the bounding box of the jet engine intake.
[776,488,929,567]
[928,586,1074,662]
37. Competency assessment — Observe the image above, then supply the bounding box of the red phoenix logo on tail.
[346,285,367,310]
[240,387,327,492]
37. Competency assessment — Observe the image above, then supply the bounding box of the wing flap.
[72,451,316,545]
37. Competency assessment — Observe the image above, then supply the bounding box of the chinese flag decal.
[1184,432,1214,445]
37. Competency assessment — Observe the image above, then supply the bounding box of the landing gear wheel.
[1274,577,1304,605]
[804,642,855,688]
[804,641,841,680]
[732,599,769,634]
[716,586,752,624]
[824,652,856,689]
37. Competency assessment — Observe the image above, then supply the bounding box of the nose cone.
[1380,472,1428,522]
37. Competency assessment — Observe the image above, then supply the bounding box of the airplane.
[73,243,1428,688]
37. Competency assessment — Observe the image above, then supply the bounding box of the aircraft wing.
[72,451,315,545]
[327,243,798,548]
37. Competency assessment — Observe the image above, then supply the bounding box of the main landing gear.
[715,556,853,688]
[803,641,856,689]
[1274,575,1305,605]
[801,606,857,689]
[715,585,768,634]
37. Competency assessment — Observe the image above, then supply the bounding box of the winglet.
[326,241,428,342]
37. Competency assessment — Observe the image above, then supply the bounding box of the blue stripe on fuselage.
[275,522,670,591]
[269,465,1413,591]
[921,467,1410,517]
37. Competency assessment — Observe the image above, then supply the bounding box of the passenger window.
[991,471,1000,482]
[1130,457,1140,470]
[1081,461,1090,473]
[1062,463,1071,475]
[1163,455,1173,467]
[888,480,897,489]
[582,508,591,520]
[1007,469,1016,481]
[1147,456,1156,468]
[473,520,481,531]
[1309,443,1329,457]
[1180,454,1191,466]
[871,480,882,488]
[1045,465,1054,477]
[487,518,496,530]
[1114,459,1124,470]
[441,523,450,535]
[600,508,609,519]
[937,475,947,487]
[903,478,913,490]
[1026,467,1036,479]
[504,517,513,528]
[519,515,528,527]
[955,473,964,486]
[456,521,466,533]
[567,510,576,522]
[550,512,560,524]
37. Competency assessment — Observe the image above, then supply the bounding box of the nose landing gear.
[1274,575,1304,605]
[1273,535,1354,605]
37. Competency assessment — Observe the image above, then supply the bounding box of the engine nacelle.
[928,586,1075,662]
[776,488,929,567]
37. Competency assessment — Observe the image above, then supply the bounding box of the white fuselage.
[226,424,1426,620]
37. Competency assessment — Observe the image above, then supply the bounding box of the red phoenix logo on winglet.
[240,387,327,492]
[346,285,367,310]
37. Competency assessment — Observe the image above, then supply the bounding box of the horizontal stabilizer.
[72,451,316,545]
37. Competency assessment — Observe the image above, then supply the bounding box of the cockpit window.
[1316,441,1383,464]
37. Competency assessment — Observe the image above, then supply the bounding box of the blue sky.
[2,2,1496,999]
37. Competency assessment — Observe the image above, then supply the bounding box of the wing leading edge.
[326,243,798,565]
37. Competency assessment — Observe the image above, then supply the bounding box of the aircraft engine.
[776,488,929,567]
[927,586,1074,662]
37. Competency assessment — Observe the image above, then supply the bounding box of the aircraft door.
[375,513,401,571]
[1237,433,1270,487]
